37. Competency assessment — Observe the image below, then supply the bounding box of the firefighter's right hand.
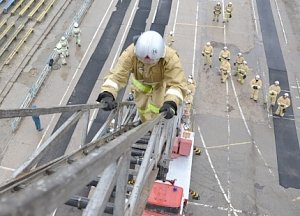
[202,53,204,56]
[96,91,116,111]
[159,101,177,119]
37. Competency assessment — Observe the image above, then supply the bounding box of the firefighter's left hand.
[96,91,117,111]
[159,101,177,119]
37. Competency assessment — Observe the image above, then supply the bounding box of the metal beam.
[13,111,84,177]
[0,103,105,119]
[114,150,131,216]
[0,116,161,216]
[83,153,127,216]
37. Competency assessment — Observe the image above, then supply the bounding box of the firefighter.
[59,36,69,57]
[250,75,262,102]
[183,89,193,122]
[72,22,81,47]
[185,90,193,109]
[237,61,248,84]
[223,2,233,23]
[219,46,230,62]
[213,2,222,22]
[187,75,196,95]
[55,42,67,65]
[233,53,245,76]
[202,42,213,68]
[96,31,188,122]
[275,93,290,117]
[167,31,175,47]
[220,59,231,83]
[268,81,281,106]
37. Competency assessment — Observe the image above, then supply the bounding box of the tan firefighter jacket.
[101,44,188,121]
[269,84,281,96]
[277,96,290,108]
[202,45,213,56]
[250,78,262,89]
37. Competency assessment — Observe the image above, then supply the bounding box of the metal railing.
[0,102,182,216]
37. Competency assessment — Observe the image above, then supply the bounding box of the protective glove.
[210,55,212,57]
[159,101,177,119]
[253,86,258,90]
[96,91,116,111]
[202,53,204,56]
[219,58,221,61]
[233,62,236,66]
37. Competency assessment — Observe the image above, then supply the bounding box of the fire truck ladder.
[0,102,182,216]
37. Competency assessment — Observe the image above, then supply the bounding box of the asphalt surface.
[38,0,132,165]
[256,0,300,189]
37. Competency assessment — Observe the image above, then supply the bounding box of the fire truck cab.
[143,181,184,216]
[143,125,195,216]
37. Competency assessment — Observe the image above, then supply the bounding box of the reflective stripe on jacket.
[138,103,160,114]
[132,78,152,94]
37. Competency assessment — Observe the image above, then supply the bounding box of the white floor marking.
[0,166,15,171]
[191,2,199,78]
[198,126,239,216]
[274,0,288,44]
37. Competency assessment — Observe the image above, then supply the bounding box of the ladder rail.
[0,102,182,215]
[13,110,84,177]
[128,109,181,216]
[0,103,107,119]
[0,116,161,216]
[0,103,136,193]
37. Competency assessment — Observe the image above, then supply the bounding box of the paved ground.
[0,0,300,215]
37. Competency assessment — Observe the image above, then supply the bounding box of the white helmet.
[188,75,193,79]
[56,43,62,49]
[229,2,232,5]
[255,75,260,80]
[275,81,279,85]
[183,123,190,130]
[224,46,228,50]
[243,61,247,64]
[135,31,166,64]
[61,36,66,41]
[238,52,242,56]
[206,42,211,46]
[74,22,79,28]
[188,78,193,84]
[169,31,174,35]
[284,93,289,97]
[217,2,221,5]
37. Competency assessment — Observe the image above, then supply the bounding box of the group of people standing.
[201,41,290,117]
[213,2,233,23]
[200,1,291,117]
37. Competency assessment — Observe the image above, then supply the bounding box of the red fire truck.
[143,127,195,216]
